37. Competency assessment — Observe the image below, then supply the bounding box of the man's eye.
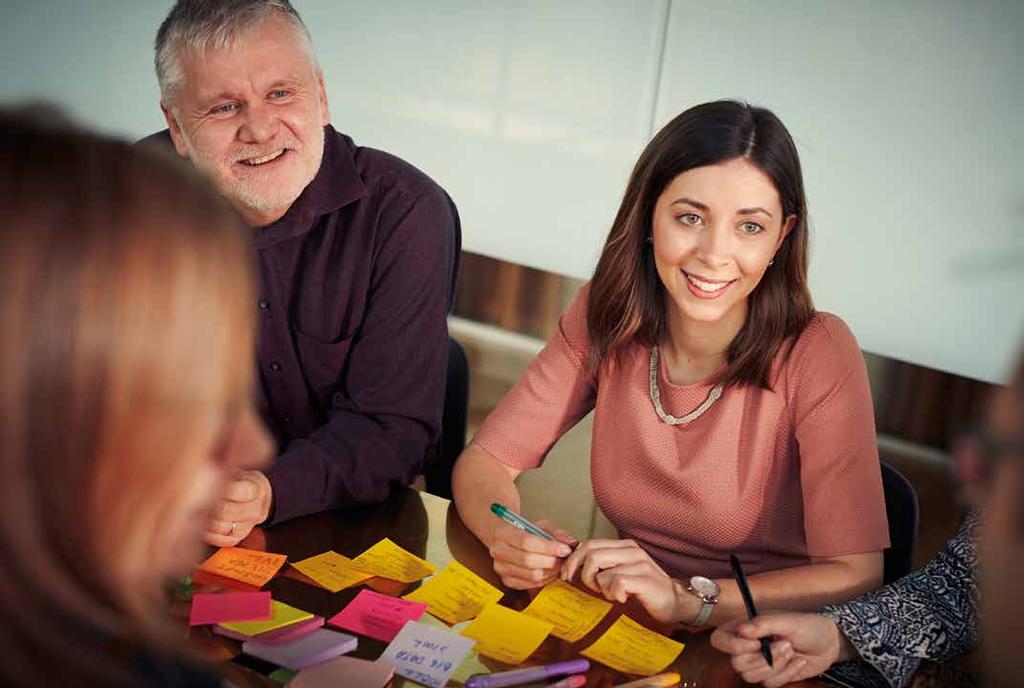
[212,103,238,115]
[269,90,290,100]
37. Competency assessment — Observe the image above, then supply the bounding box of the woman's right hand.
[710,612,853,687]
[489,519,578,589]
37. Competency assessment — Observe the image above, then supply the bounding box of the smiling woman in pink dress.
[452,100,889,630]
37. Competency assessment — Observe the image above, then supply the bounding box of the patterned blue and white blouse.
[819,511,981,688]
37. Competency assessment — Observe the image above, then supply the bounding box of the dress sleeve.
[472,285,598,470]
[788,314,891,557]
[820,512,981,688]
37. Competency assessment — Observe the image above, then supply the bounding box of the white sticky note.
[376,620,476,688]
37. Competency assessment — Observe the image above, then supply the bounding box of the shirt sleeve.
[264,184,456,524]
[788,314,891,557]
[820,512,981,688]
[472,285,597,470]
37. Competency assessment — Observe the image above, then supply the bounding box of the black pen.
[729,553,773,668]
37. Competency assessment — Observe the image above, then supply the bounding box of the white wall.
[0,1,1020,383]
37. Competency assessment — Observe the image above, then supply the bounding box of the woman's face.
[651,157,793,331]
[158,406,272,579]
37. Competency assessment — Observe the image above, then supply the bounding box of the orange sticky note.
[197,547,287,588]
[292,551,373,593]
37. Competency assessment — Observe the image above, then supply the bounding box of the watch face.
[689,576,721,597]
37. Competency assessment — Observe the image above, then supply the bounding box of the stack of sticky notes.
[243,628,358,671]
[214,600,317,640]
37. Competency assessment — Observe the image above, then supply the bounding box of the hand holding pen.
[730,554,773,668]
[488,503,579,590]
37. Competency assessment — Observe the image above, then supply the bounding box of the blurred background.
[2,0,1021,565]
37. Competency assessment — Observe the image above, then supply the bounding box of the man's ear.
[316,68,330,126]
[160,102,190,158]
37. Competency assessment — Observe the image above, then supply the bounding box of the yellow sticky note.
[351,538,436,583]
[219,600,314,636]
[581,615,684,675]
[461,603,553,664]
[522,579,613,642]
[197,547,287,587]
[403,560,503,624]
[291,551,372,593]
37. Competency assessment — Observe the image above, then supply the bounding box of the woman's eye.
[740,221,764,235]
[677,213,702,227]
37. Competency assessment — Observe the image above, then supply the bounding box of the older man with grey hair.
[141,0,460,545]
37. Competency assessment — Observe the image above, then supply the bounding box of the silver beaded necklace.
[648,346,725,425]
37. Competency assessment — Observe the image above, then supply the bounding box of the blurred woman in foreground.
[0,112,272,686]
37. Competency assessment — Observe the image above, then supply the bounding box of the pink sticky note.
[189,592,272,626]
[327,589,428,643]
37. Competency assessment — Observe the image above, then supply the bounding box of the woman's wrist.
[672,578,701,625]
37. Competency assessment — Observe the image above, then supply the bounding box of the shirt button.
[283,415,293,424]
[258,299,269,310]
[269,361,282,372]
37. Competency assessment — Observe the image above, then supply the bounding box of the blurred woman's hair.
[0,109,255,684]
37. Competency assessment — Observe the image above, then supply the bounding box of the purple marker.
[464,659,590,688]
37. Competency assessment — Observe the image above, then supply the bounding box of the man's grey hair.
[155,0,317,106]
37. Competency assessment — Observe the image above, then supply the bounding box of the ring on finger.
[228,521,236,536]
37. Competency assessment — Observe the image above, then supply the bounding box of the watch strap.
[690,600,714,627]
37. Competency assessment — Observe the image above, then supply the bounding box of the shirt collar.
[253,124,368,249]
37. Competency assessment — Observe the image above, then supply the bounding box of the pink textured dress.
[473,285,890,579]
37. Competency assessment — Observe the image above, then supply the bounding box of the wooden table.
[184,488,952,687]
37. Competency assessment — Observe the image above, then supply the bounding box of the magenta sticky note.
[189,592,272,626]
[327,589,428,643]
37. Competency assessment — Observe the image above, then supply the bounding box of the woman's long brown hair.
[0,112,256,685]
[587,100,814,388]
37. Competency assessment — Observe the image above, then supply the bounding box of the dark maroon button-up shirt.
[140,125,459,524]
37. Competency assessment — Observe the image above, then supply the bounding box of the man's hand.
[204,470,273,547]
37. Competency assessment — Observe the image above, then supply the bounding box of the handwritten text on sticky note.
[377,620,475,688]
[328,589,428,643]
[292,551,373,592]
[522,579,612,641]
[581,614,684,675]
[351,538,436,583]
[197,547,287,587]
[403,560,503,624]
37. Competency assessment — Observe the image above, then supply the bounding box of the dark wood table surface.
[182,488,964,687]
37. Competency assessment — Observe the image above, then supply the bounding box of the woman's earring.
[646,236,654,243]
[768,258,775,266]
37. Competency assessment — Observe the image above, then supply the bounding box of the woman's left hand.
[561,539,684,624]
